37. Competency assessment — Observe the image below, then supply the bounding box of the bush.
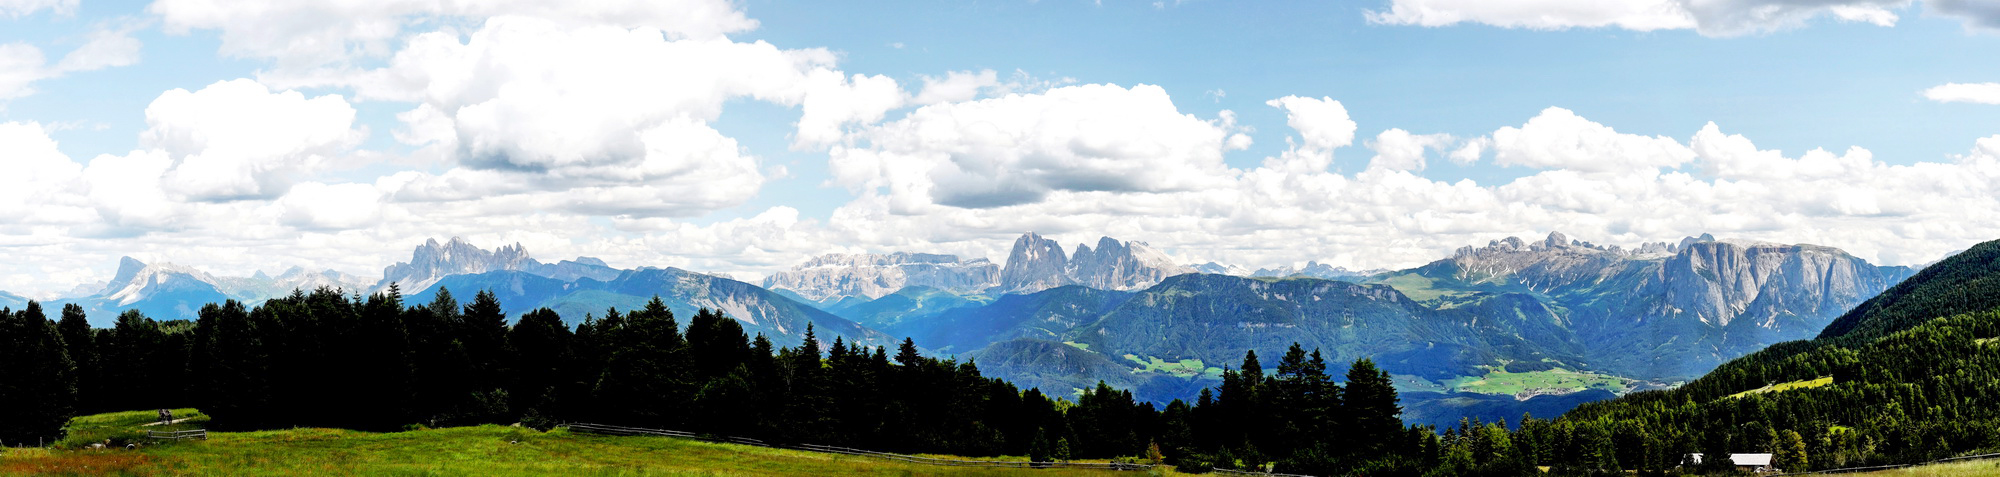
[1174,453,1215,473]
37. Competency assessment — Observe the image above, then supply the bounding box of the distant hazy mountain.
[59,257,232,325]
[762,252,999,303]
[410,267,890,346]
[376,237,538,293]
[824,285,993,331]
[1191,262,1250,276]
[376,237,621,293]
[48,256,373,325]
[0,290,29,310]
[1250,261,1381,281]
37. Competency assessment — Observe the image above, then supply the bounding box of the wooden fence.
[565,422,1307,474]
[144,429,207,440]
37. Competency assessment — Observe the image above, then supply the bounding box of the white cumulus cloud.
[142,79,364,201]
[1367,0,1917,37]
[0,0,73,18]
[1924,82,2000,104]
[1491,107,1695,172]
[832,83,1243,210]
[149,0,757,71]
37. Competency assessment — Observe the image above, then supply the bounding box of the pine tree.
[1344,358,1402,455]
[56,304,98,412]
[1775,429,1808,472]
[508,307,574,425]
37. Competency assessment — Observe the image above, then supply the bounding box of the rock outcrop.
[996,233,1193,295]
[997,232,1074,294]
[762,252,1001,303]
[1067,237,1191,291]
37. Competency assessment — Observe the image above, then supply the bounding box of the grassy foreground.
[1843,459,2000,476]
[4,421,1189,476]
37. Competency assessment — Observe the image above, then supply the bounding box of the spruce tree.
[56,304,98,412]
[1343,358,1402,455]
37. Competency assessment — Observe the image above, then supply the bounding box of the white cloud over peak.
[1924,82,2000,104]
[831,83,1246,210]
[1367,0,1916,37]
[1490,107,1695,172]
[142,79,364,201]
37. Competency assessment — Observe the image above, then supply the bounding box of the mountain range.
[6,230,1918,427]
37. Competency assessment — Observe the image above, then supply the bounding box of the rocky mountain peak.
[998,232,1073,294]
[378,237,542,293]
[108,256,149,292]
[1067,237,1189,291]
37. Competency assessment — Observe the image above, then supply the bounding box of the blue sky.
[0,0,1997,296]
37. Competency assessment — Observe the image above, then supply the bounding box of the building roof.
[1686,453,1775,466]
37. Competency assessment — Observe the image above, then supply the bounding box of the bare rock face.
[762,252,1001,303]
[998,232,1073,294]
[1067,237,1192,291]
[1415,231,1915,378]
[377,237,538,293]
[995,233,1193,294]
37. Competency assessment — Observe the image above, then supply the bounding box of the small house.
[1683,453,1778,473]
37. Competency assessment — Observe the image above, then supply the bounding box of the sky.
[1,0,1997,297]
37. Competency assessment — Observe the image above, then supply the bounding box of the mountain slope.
[1815,238,2000,342]
[894,285,1135,354]
[1069,274,1583,381]
[1556,241,2000,468]
[828,285,991,330]
[410,268,891,347]
[1370,232,1913,379]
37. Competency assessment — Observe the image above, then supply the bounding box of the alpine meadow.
[2,0,1999,476]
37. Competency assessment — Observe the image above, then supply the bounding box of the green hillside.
[1818,239,2000,342]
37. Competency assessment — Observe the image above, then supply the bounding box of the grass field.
[1443,368,1634,396]
[1847,459,2000,476]
[1122,354,1223,379]
[1725,376,1835,400]
[3,410,1192,476]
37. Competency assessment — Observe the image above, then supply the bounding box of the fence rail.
[1770,451,2000,476]
[144,429,206,440]
[564,422,1275,473]
[1213,469,1314,477]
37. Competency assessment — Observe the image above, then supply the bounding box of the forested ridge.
[4,234,1999,476]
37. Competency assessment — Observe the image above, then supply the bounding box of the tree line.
[5,283,1996,475]
[0,286,1423,474]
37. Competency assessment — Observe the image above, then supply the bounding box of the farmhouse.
[1683,453,1778,473]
